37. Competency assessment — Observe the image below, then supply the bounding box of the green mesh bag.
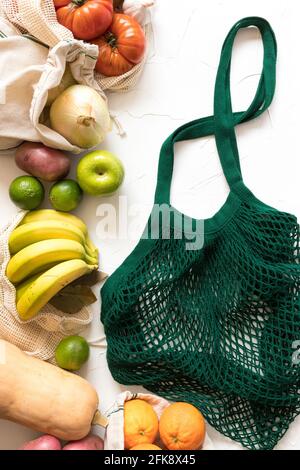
[101,17,300,450]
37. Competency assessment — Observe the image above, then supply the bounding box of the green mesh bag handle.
[101,17,300,450]
[155,16,277,205]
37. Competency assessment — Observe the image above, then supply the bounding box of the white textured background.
[0,0,300,450]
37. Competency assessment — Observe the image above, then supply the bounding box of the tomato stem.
[72,0,85,6]
[105,32,118,48]
[113,0,124,11]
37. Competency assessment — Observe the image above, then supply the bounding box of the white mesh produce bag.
[0,211,93,361]
[0,0,153,93]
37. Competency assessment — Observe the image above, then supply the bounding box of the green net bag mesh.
[101,17,300,450]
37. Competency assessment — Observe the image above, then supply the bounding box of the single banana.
[19,210,99,258]
[9,220,87,255]
[15,273,41,303]
[17,259,96,320]
[20,210,88,236]
[6,239,98,284]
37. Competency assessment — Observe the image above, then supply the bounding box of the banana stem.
[86,236,98,255]
[84,243,98,259]
[84,236,99,263]
[85,253,99,266]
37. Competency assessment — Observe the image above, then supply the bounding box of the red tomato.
[56,0,113,41]
[92,13,146,77]
[53,0,69,8]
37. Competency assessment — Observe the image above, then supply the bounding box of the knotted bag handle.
[154,17,277,206]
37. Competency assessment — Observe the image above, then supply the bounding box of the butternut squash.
[0,340,100,440]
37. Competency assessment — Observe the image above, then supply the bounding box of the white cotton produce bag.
[0,16,105,153]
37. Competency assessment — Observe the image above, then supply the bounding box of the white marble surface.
[1,0,300,450]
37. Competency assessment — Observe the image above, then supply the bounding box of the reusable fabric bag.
[0,13,103,153]
[101,17,300,450]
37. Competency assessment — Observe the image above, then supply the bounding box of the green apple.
[77,150,124,196]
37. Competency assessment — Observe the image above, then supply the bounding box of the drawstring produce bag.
[0,211,93,361]
[103,391,214,450]
[101,17,300,450]
[0,0,153,94]
[0,13,106,153]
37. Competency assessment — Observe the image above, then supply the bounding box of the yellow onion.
[50,85,111,149]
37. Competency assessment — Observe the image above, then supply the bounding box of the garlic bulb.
[123,0,154,26]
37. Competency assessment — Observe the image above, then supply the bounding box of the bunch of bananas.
[7,210,99,321]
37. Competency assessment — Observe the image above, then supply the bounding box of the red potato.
[15,143,71,182]
[63,435,104,451]
[19,435,62,450]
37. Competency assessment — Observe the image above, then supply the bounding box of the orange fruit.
[159,402,206,450]
[130,444,162,450]
[124,399,159,449]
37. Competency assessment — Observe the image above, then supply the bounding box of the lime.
[9,176,45,210]
[49,179,83,212]
[55,335,90,371]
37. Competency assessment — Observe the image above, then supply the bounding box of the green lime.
[9,176,45,210]
[49,179,83,212]
[55,335,90,371]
